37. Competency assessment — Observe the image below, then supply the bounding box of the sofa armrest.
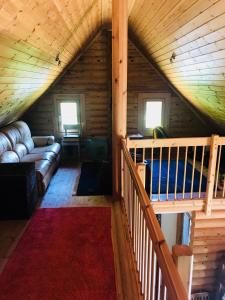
[0,162,36,183]
[32,136,55,147]
[0,162,38,219]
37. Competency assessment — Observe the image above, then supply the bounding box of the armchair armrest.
[32,136,55,147]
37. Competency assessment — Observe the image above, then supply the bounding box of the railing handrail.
[126,136,211,149]
[121,139,188,300]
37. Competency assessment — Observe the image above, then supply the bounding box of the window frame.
[138,93,170,136]
[54,94,86,136]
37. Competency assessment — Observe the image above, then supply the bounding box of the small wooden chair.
[63,124,81,137]
[62,124,81,160]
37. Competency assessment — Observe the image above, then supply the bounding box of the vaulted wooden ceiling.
[0,0,225,132]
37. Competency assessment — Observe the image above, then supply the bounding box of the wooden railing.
[121,139,188,300]
[126,135,225,215]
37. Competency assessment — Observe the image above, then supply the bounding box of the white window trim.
[138,93,170,136]
[54,94,86,136]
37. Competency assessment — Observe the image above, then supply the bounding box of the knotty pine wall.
[24,31,111,137]
[23,30,210,138]
[191,211,225,293]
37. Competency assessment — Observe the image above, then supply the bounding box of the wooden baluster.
[205,135,219,215]
[174,147,180,199]
[158,147,162,201]
[214,145,221,198]
[163,286,167,300]
[142,221,147,295]
[199,146,205,198]
[126,164,130,224]
[190,146,196,199]
[136,193,139,261]
[136,194,139,261]
[223,178,225,198]
[133,190,137,253]
[137,201,141,267]
[182,146,188,199]
[157,268,162,300]
[121,149,124,199]
[166,147,171,200]
[143,147,146,163]
[151,251,156,300]
[142,218,146,291]
[141,211,144,285]
[128,171,131,230]
[134,147,137,165]
[150,147,153,201]
[128,165,131,219]
[124,163,128,215]
[138,208,143,276]
[147,237,153,300]
[130,174,134,237]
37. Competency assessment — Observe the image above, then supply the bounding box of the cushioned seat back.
[13,121,34,152]
[0,132,12,155]
[0,132,19,162]
[1,125,28,160]
[0,151,20,163]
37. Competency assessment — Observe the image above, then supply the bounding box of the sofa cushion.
[13,121,34,152]
[21,152,56,163]
[0,151,20,163]
[35,160,52,179]
[1,125,21,148]
[13,143,28,159]
[30,143,61,155]
[0,133,12,155]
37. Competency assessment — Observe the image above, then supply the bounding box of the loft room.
[0,0,225,299]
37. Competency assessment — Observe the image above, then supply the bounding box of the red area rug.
[0,207,117,300]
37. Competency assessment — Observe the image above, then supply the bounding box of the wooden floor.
[0,162,140,300]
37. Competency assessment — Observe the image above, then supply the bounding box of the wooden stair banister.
[121,139,188,300]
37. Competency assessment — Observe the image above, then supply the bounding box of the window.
[138,93,170,135]
[54,94,85,135]
[60,102,78,128]
[145,100,162,129]
[58,101,80,132]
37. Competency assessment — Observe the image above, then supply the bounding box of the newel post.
[205,135,219,216]
[112,0,128,200]
[172,245,193,299]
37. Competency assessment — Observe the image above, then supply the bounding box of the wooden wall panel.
[129,0,225,132]
[24,31,111,137]
[24,31,210,139]
[127,41,210,137]
[191,211,225,293]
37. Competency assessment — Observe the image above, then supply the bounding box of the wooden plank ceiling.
[128,0,225,132]
[0,0,225,132]
[0,0,102,125]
